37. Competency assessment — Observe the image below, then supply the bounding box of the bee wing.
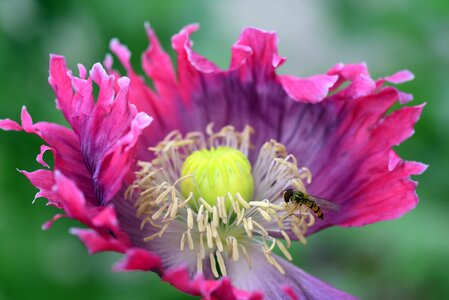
[308,195,340,212]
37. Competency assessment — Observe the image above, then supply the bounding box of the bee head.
[283,189,294,203]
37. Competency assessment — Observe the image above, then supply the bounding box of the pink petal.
[161,266,263,300]
[36,145,55,168]
[172,24,220,74]
[231,27,286,81]
[70,228,128,254]
[3,108,96,205]
[41,213,64,230]
[109,36,179,153]
[375,70,415,104]
[49,56,152,203]
[113,248,162,272]
[48,54,77,116]
[91,205,119,229]
[328,62,370,82]
[280,74,338,103]
[336,74,376,99]
[20,169,59,205]
[378,69,414,85]
[397,91,414,104]
[0,118,22,131]
[163,267,208,296]
[142,22,178,100]
[52,170,88,221]
[327,63,376,99]
[171,24,221,105]
[109,39,132,72]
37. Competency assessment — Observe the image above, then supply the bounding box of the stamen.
[266,238,276,253]
[240,244,252,269]
[152,201,169,220]
[169,194,178,218]
[199,233,206,259]
[291,222,308,245]
[199,198,214,213]
[197,252,203,274]
[212,206,219,228]
[158,222,170,238]
[247,217,254,231]
[203,210,210,230]
[298,167,312,184]
[206,224,213,249]
[220,196,228,222]
[242,218,253,238]
[236,192,251,209]
[307,211,316,227]
[215,236,224,252]
[216,196,224,219]
[252,219,269,236]
[197,205,204,231]
[236,208,245,226]
[186,229,194,250]
[179,191,193,208]
[211,225,218,238]
[180,232,186,251]
[232,238,239,261]
[271,256,285,275]
[187,207,194,229]
[141,217,163,230]
[143,232,161,242]
[258,208,272,222]
[228,192,239,215]
[163,201,173,219]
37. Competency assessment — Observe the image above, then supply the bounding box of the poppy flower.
[0,23,426,299]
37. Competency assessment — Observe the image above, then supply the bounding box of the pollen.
[180,146,254,210]
[128,125,316,279]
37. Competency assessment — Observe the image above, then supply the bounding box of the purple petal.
[225,246,357,300]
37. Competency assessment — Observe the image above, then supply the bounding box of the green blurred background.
[0,0,448,299]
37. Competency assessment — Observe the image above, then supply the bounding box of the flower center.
[180,146,254,210]
[130,125,317,278]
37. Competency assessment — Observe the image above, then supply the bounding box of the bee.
[282,189,340,220]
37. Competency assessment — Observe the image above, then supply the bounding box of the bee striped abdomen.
[313,207,324,220]
[300,198,324,220]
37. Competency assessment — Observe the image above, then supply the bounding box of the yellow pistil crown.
[180,146,254,209]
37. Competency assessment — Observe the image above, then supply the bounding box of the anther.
[206,225,213,249]
[186,229,194,250]
[276,240,292,261]
[210,253,219,278]
[216,251,227,276]
[280,230,291,248]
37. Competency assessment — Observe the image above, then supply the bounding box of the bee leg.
[282,203,300,220]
